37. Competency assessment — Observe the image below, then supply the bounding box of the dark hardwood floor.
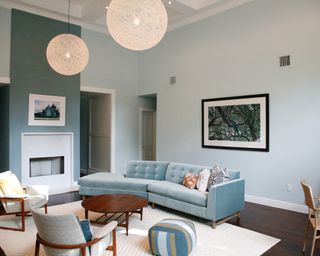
[46,191,316,256]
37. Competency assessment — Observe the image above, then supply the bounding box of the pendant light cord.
[67,0,70,33]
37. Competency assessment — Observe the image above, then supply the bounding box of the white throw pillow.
[196,169,211,192]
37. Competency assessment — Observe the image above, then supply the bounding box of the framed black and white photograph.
[28,94,66,126]
[202,94,269,151]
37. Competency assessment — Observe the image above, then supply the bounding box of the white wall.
[138,0,320,205]
[80,29,153,172]
[0,7,11,78]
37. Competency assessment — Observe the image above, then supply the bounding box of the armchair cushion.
[0,171,24,195]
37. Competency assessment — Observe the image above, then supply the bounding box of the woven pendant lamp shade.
[46,34,89,76]
[106,0,168,51]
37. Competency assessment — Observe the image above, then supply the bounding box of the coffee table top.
[81,194,148,214]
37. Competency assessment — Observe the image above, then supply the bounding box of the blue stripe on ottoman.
[148,219,197,256]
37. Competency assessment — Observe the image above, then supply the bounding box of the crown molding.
[168,0,255,31]
[0,0,107,34]
[0,0,256,35]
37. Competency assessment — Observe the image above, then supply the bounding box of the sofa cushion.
[78,173,125,187]
[182,172,199,189]
[148,181,207,207]
[126,161,169,180]
[78,173,159,192]
[165,163,208,184]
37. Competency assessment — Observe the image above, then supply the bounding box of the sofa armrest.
[206,178,245,221]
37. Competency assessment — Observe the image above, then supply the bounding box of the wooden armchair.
[301,180,320,256]
[0,171,48,231]
[32,210,117,256]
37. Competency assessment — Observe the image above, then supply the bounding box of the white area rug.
[0,201,280,256]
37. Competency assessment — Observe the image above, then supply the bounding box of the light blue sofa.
[78,161,245,227]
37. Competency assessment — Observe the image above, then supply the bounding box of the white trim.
[245,194,307,214]
[80,86,116,173]
[0,77,10,85]
[139,108,156,160]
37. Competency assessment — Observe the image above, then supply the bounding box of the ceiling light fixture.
[106,0,168,51]
[46,0,89,76]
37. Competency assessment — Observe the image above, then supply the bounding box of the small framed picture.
[202,94,269,151]
[28,94,66,126]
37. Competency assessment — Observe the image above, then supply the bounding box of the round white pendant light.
[46,34,89,76]
[46,0,89,76]
[106,0,168,51]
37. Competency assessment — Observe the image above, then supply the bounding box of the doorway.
[80,87,115,176]
[139,108,157,160]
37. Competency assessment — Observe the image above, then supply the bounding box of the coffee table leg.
[126,212,129,236]
[85,209,88,219]
[140,208,143,221]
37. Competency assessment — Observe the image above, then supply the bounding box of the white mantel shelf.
[0,77,10,86]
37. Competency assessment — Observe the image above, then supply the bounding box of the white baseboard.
[245,194,307,214]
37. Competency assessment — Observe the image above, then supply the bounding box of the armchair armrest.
[25,185,49,198]
[0,195,27,201]
[207,179,245,221]
[92,221,118,239]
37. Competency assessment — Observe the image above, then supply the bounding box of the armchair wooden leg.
[34,240,40,256]
[80,247,86,256]
[21,200,25,232]
[44,204,48,214]
[112,228,117,256]
[106,229,117,256]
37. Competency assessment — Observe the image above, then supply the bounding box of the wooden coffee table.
[81,194,148,236]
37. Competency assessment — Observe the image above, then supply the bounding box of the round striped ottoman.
[148,219,197,256]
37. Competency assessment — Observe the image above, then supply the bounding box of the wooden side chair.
[32,209,117,256]
[0,171,49,231]
[301,180,320,256]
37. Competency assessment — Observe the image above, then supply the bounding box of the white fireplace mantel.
[21,132,75,194]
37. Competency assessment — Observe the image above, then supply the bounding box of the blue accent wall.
[10,9,80,180]
[80,94,89,171]
[0,85,9,172]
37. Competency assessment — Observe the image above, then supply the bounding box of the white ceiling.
[0,0,254,33]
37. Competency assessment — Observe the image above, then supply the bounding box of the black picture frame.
[202,94,269,152]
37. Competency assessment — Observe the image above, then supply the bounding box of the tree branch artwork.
[202,94,269,151]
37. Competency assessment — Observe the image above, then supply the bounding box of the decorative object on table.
[28,94,66,126]
[148,218,197,256]
[46,0,89,75]
[106,0,168,51]
[182,172,199,189]
[202,94,269,151]
[32,210,117,256]
[0,171,48,232]
[300,180,320,256]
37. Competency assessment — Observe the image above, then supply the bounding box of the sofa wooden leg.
[211,221,217,229]
[151,203,155,209]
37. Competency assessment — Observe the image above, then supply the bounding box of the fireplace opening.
[30,156,64,177]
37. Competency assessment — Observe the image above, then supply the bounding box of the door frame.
[81,86,116,173]
[139,107,156,160]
